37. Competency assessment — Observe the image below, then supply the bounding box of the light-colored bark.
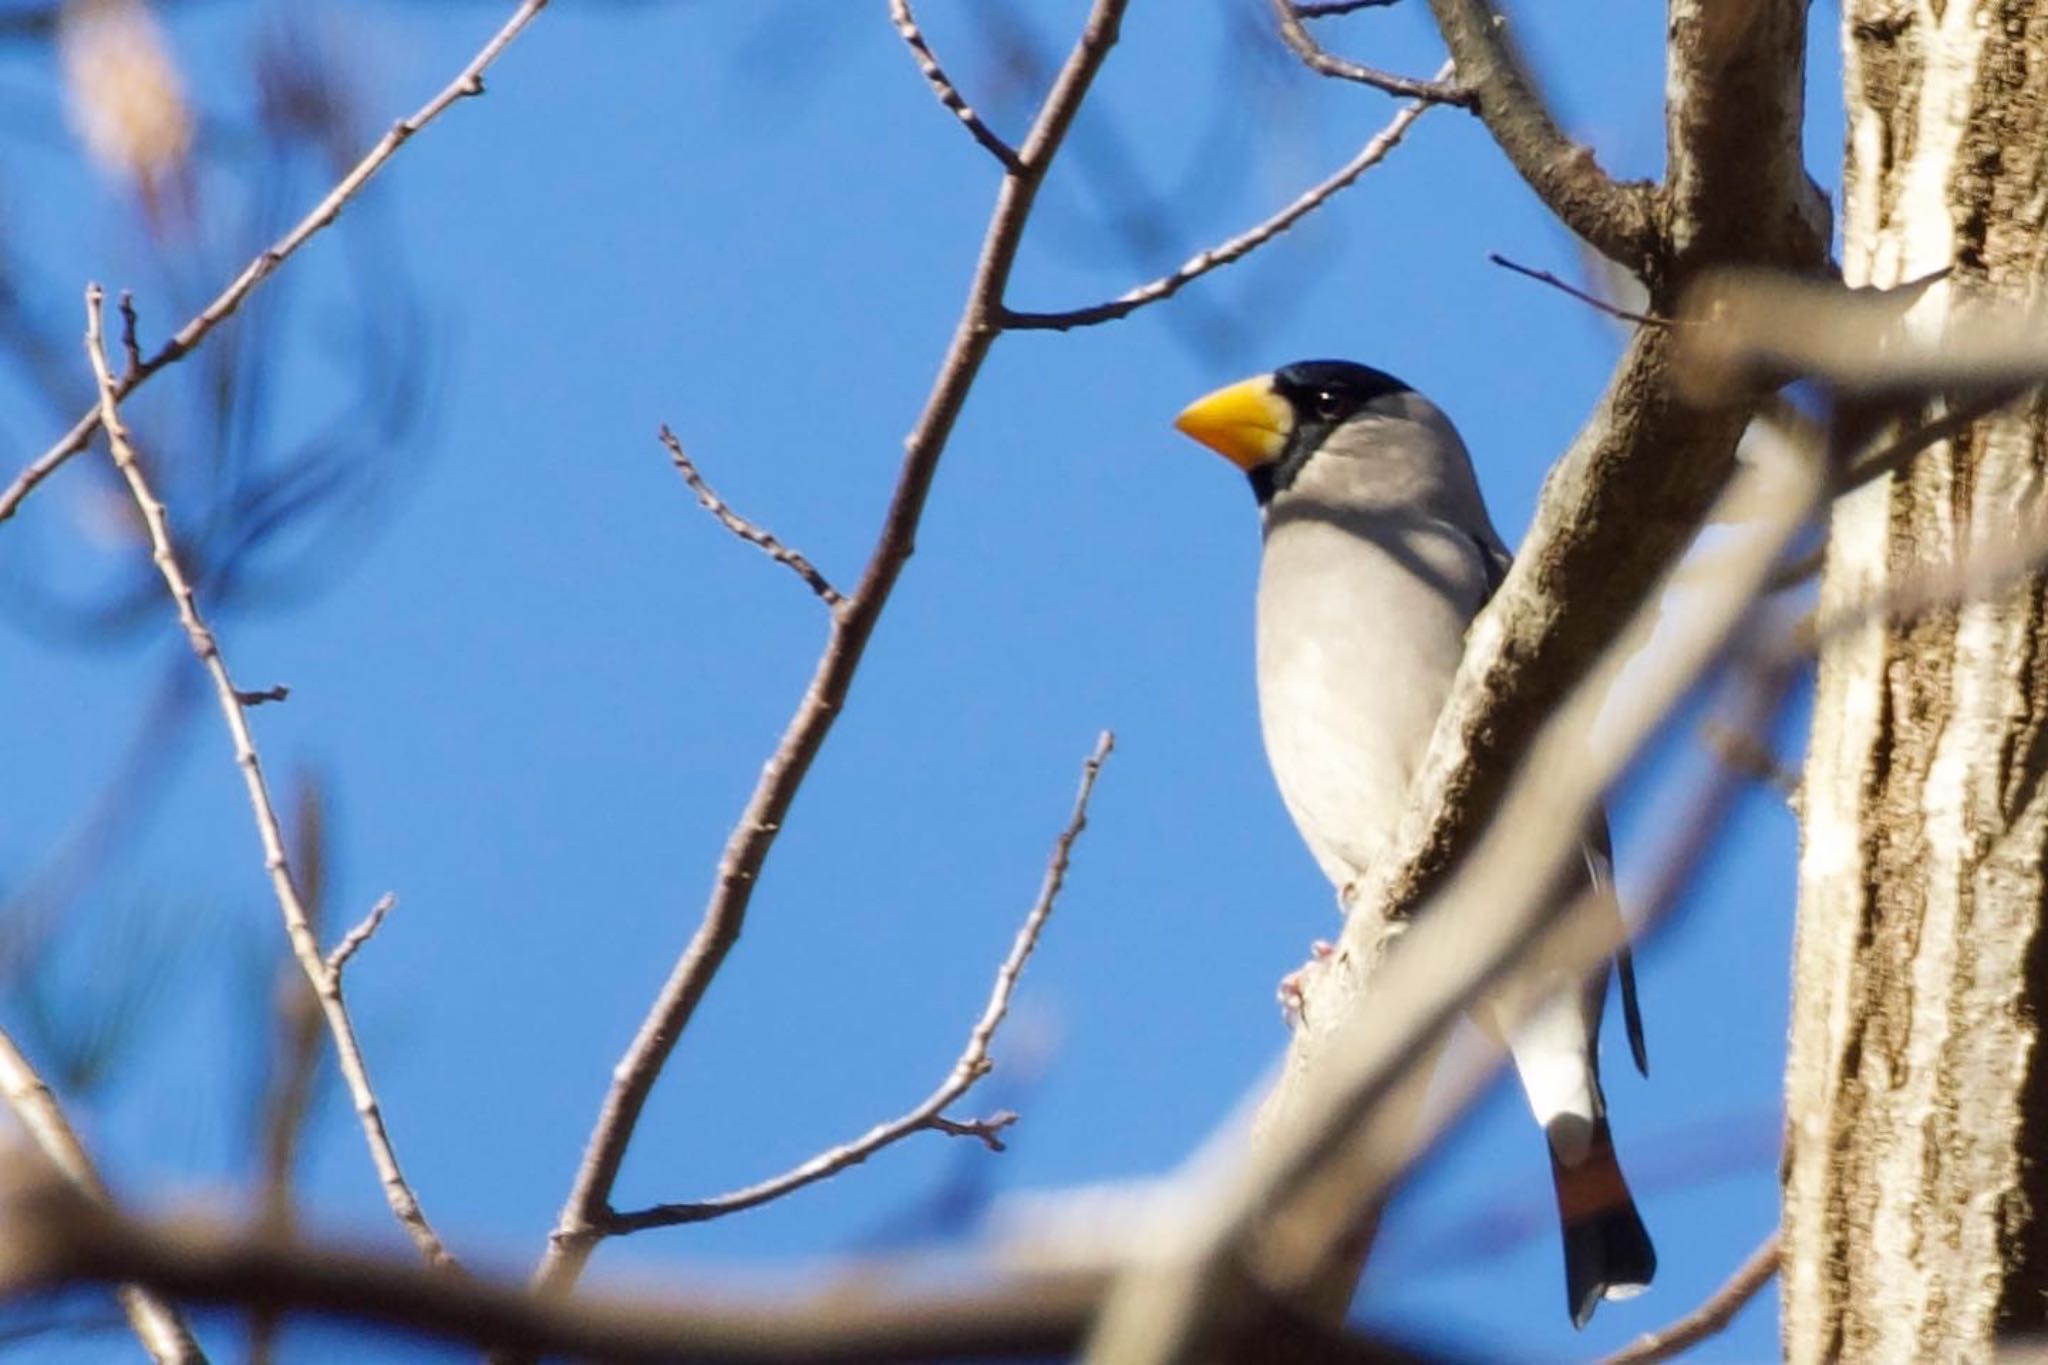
[1784,3,2048,1358]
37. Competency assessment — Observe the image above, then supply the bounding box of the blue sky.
[0,1,1839,1358]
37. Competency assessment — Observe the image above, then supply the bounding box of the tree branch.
[1599,1231,1781,1365]
[608,732,1112,1232]
[1487,252,1672,328]
[326,893,397,978]
[1271,0,1472,105]
[0,0,551,528]
[0,1033,205,1363]
[1662,0,1825,282]
[1424,0,1660,275]
[1294,1,1404,16]
[532,0,1133,1300]
[0,1169,1438,1365]
[84,286,450,1270]
[888,0,1024,174]
[660,426,844,608]
[1004,69,1447,331]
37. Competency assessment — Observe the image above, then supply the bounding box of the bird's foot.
[1277,940,1336,1026]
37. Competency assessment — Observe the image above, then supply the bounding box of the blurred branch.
[660,425,844,608]
[0,1167,1443,1365]
[1271,0,1471,105]
[1600,1231,1780,1365]
[0,0,551,527]
[1084,419,1827,1363]
[1677,270,2048,403]
[888,0,1023,173]
[0,1029,205,1362]
[533,0,1132,1301]
[610,732,1113,1232]
[83,285,450,1269]
[1424,0,1660,274]
[1004,66,1447,331]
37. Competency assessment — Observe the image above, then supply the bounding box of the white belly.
[1254,513,1486,889]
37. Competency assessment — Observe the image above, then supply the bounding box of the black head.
[1255,360,1415,501]
[1173,359,1418,502]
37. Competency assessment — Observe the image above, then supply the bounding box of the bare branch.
[1662,0,1825,279]
[1425,0,1660,275]
[0,1171,1098,1365]
[0,0,551,527]
[1271,0,1471,105]
[0,1033,205,1363]
[117,291,141,380]
[660,426,844,608]
[888,0,1024,174]
[1677,270,2048,403]
[534,0,1132,1300]
[84,286,451,1270]
[1487,252,1671,328]
[1005,70,1447,331]
[1599,1232,1781,1365]
[0,1169,1434,1365]
[610,732,1112,1232]
[1294,0,1403,16]
[327,894,397,979]
[233,683,292,707]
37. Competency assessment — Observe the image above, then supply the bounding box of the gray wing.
[1470,531,1648,1077]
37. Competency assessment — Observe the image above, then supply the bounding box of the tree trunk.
[1784,4,2048,1359]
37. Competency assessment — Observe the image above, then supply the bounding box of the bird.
[1171,359,1655,1329]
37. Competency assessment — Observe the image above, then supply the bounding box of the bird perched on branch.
[1172,360,1655,1328]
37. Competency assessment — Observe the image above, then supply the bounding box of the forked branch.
[609,732,1112,1232]
[532,0,1133,1300]
[83,286,449,1269]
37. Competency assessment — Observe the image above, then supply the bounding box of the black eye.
[1311,388,1346,421]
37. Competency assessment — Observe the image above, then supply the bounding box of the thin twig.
[1005,72,1446,331]
[1599,1231,1780,1365]
[533,0,1132,1303]
[1271,0,1472,105]
[84,286,451,1270]
[0,1030,205,1363]
[0,0,551,527]
[117,291,141,380]
[659,425,843,608]
[234,683,291,706]
[1294,0,1402,15]
[888,0,1023,174]
[327,894,397,978]
[1487,252,1670,328]
[250,777,330,1365]
[610,733,1112,1232]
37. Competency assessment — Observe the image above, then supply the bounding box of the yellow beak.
[1172,375,1294,472]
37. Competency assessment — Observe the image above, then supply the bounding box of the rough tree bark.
[1784,3,2048,1359]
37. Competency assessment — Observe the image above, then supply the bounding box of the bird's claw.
[1277,940,1337,1026]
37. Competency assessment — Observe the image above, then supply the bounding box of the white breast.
[1254,511,1489,889]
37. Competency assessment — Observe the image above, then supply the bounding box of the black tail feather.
[1549,1117,1656,1329]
